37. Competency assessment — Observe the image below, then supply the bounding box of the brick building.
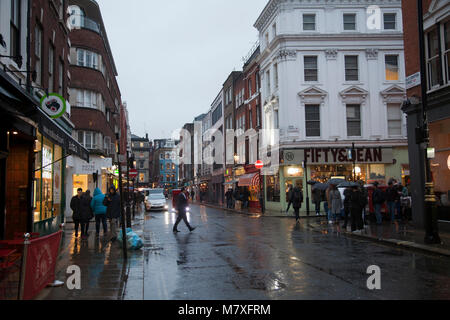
[65,0,123,212]
[402,0,450,226]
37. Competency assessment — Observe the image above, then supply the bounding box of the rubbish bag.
[118,228,143,250]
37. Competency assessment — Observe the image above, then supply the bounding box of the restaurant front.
[264,146,409,214]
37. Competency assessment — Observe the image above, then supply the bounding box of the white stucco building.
[255,0,409,212]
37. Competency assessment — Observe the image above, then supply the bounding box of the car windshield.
[149,194,165,200]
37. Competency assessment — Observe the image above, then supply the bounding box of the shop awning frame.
[238,173,261,187]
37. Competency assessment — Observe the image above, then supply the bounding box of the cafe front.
[264,146,409,214]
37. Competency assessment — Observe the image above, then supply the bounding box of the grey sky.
[97,0,267,140]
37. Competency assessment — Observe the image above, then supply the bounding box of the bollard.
[17,233,31,300]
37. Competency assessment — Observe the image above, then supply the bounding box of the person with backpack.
[70,188,84,238]
[289,182,304,223]
[386,181,399,223]
[372,182,385,225]
[103,187,121,242]
[79,190,94,239]
[91,188,108,236]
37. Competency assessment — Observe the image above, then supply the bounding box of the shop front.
[64,155,113,220]
[32,109,89,236]
[264,146,409,214]
[237,165,262,209]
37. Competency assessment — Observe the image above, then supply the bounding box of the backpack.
[292,189,303,204]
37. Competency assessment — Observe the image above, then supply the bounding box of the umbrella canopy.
[307,180,319,185]
[312,183,329,191]
[337,181,359,188]
[327,178,346,186]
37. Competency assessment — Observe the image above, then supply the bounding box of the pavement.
[38,203,450,300]
[199,201,450,258]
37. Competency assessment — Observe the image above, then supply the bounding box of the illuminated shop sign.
[284,148,394,165]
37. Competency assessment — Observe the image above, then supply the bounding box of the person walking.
[329,185,342,224]
[79,190,93,239]
[190,189,195,202]
[386,181,398,223]
[225,188,233,209]
[350,186,365,232]
[173,187,196,233]
[311,186,322,216]
[372,182,385,225]
[342,187,352,229]
[70,188,84,238]
[91,188,108,236]
[289,182,304,223]
[325,185,333,224]
[103,187,121,242]
[242,188,250,209]
[286,184,294,214]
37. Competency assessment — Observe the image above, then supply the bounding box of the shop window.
[266,174,280,202]
[369,164,386,183]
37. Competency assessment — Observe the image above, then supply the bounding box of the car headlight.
[186,207,190,212]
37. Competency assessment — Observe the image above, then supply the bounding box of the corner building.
[255,0,408,213]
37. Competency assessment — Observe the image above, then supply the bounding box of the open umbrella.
[312,183,329,191]
[307,180,319,185]
[327,178,346,186]
[337,181,359,188]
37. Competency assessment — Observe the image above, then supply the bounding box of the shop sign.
[406,72,421,90]
[40,93,66,119]
[283,148,394,165]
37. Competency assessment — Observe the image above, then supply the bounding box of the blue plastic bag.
[118,228,143,250]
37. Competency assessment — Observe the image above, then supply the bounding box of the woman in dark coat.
[103,187,121,241]
[80,190,93,238]
[350,186,364,232]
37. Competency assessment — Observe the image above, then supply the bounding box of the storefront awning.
[34,108,90,163]
[238,173,261,187]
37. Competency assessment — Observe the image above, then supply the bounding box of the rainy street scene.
[1,0,450,303]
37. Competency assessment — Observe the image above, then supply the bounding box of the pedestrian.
[386,181,399,223]
[233,188,240,207]
[326,185,333,224]
[350,186,365,232]
[190,189,195,202]
[372,182,385,225]
[289,182,304,223]
[225,188,233,209]
[103,186,121,242]
[70,188,84,238]
[91,188,108,236]
[173,187,196,233]
[311,186,322,216]
[79,190,93,239]
[329,185,342,224]
[359,182,369,225]
[242,188,250,209]
[286,184,294,213]
[342,187,352,229]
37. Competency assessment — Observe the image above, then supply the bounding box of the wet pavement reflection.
[140,204,450,300]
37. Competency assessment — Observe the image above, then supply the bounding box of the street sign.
[40,93,66,119]
[255,160,264,169]
[129,169,138,179]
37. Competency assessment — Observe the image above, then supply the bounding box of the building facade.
[402,0,450,226]
[153,139,179,191]
[65,0,123,219]
[131,134,151,188]
[255,0,408,213]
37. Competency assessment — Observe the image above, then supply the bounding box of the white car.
[145,193,169,212]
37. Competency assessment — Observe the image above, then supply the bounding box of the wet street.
[129,204,450,300]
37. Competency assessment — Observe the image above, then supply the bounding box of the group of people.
[70,186,121,241]
[285,178,411,232]
[225,187,250,209]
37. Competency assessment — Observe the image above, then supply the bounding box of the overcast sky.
[97,0,267,140]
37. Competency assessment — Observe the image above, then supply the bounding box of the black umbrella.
[307,180,319,185]
[327,178,346,186]
[312,183,329,191]
[337,181,359,188]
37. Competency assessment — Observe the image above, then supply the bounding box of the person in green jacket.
[91,188,108,236]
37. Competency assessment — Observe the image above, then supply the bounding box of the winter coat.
[80,194,93,222]
[91,188,107,215]
[372,188,385,205]
[343,188,352,207]
[385,186,399,202]
[225,190,233,200]
[290,187,304,209]
[312,187,322,204]
[350,189,364,214]
[70,195,83,220]
[103,191,121,219]
[329,189,342,214]
[176,192,188,212]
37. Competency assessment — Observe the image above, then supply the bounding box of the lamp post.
[126,151,131,228]
[417,0,441,244]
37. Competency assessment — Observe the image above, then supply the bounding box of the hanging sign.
[40,93,67,119]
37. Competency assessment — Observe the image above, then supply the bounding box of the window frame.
[10,0,21,62]
[387,103,402,137]
[383,13,397,30]
[305,104,321,137]
[344,55,359,82]
[304,55,318,82]
[346,104,362,137]
[385,54,400,81]
[303,14,316,31]
[343,13,357,31]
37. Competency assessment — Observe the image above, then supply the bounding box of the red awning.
[238,173,261,187]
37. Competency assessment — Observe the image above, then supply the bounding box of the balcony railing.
[70,15,101,35]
